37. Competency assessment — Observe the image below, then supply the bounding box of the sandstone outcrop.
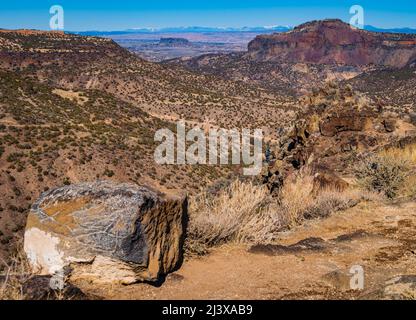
[262,82,416,192]
[23,181,187,285]
[248,19,416,68]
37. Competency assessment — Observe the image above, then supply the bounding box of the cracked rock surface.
[24,181,187,284]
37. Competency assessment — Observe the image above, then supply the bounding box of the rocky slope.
[0,29,294,130]
[258,82,416,198]
[346,63,416,113]
[273,83,416,175]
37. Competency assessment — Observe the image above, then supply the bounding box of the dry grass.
[0,245,71,300]
[381,143,416,198]
[0,245,33,300]
[186,180,280,254]
[401,174,416,198]
[186,171,366,255]
[380,143,416,165]
[277,172,315,226]
[402,290,416,300]
[356,143,415,198]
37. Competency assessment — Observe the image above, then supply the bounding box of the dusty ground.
[74,200,416,300]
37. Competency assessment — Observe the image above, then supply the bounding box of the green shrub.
[103,168,115,177]
[355,155,411,198]
[63,177,71,185]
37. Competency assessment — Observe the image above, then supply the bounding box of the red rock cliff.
[247,19,416,68]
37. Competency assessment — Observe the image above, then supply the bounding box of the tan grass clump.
[186,171,363,255]
[187,180,281,250]
[379,143,416,165]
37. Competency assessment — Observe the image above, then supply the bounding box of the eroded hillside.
[0,30,295,131]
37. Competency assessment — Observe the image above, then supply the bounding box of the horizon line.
[3,24,416,33]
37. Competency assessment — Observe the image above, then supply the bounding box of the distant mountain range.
[72,24,416,36]
[72,26,291,36]
[364,25,416,34]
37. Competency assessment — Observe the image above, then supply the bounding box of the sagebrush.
[355,148,413,198]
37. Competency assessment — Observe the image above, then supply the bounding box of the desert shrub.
[63,177,71,186]
[277,173,315,226]
[12,187,21,197]
[186,171,361,256]
[187,180,280,251]
[380,143,416,198]
[103,168,115,178]
[303,188,376,219]
[355,154,411,198]
[400,173,416,199]
[6,152,24,163]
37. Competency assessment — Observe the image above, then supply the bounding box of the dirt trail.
[75,201,416,300]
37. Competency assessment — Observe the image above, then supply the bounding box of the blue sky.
[1,1,415,31]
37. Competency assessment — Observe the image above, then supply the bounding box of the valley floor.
[74,201,416,300]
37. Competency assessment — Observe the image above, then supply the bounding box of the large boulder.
[23,181,187,285]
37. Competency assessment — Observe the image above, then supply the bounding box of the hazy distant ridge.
[72,25,416,36]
